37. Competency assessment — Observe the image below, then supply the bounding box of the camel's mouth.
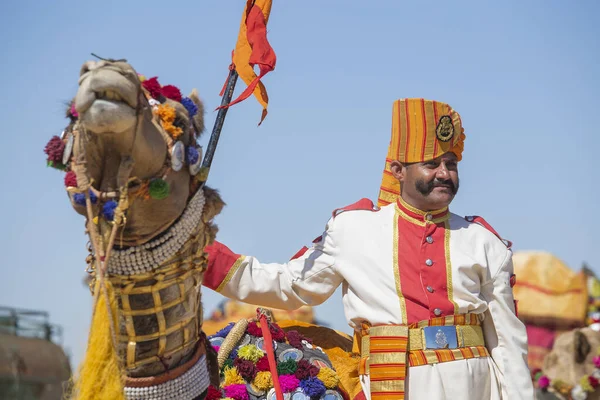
[75,68,140,133]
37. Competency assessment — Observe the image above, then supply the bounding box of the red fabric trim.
[396,199,448,221]
[515,281,583,295]
[397,218,454,323]
[332,198,376,218]
[466,216,512,248]
[203,241,242,291]
[510,274,516,288]
[290,246,309,261]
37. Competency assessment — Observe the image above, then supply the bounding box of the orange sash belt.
[353,314,489,400]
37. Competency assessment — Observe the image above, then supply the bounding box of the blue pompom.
[186,146,199,165]
[300,377,326,397]
[102,201,118,221]
[181,97,198,118]
[73,190,97,206]
[73,193,85,206]
[213,322,234,339]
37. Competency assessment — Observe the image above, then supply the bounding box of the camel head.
[45,59,216,247]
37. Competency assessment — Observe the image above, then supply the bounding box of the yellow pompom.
[93,217,98,225]
[222,366,245,387]
[253,371,273,391]
[317,367,340,389]
[580,375,594,392]
[138,74,147,82]
[237,344,264,362]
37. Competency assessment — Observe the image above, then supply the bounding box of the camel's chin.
[80,100,137,134]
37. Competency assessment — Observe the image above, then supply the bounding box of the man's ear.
[390,160,406,182]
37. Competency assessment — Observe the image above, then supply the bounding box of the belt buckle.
[423,326,458,349]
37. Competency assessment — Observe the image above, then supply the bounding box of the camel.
[512,252,600,399]
[46,59,347,400]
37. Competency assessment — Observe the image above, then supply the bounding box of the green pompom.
[277,359,298,375]
[47,160,67,171]
[148,179,170,200]
[221,358,234,375]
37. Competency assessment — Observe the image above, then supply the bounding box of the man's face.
[391,153,460,211]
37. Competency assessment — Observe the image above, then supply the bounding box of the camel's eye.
[173,115,187,131]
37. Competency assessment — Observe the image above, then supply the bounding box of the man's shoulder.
[331,198,381,218]
[450,212,512,249]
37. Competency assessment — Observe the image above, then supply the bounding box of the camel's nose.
[80,60,108,75]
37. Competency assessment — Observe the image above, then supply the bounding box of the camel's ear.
[574,329,591,363]
[188,89,205,136]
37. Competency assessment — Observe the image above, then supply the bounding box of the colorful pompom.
[223,358,234,371]
[317,367,340,389]
[148,179,169,200]
[237,344,264,363]
[102,201,118,221]
[279,374,300,393]
[142,77,162,99]
[44,136,65,163]
[246,321,263,337]
[286,330,310,350]
[223,383,248,400]
[538,375,550,390]
[154,104,183,138]
[161,85,182,102]
[186,146,199,165]
[70,103,79,118]
[64,171,78,187]
[214,322,234,338]
[181,97,198,117]
[222,366,245,386]
[253,371,273,391]
[277,359,298,375]
[73,191,97,206]
[299,377,326,398]
[206,385,223,400]
[269,323,286,342]
[295,359,319,380]
[233,358,257,381]
[255,356,270,372]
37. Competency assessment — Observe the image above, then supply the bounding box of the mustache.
[415,178,459,196]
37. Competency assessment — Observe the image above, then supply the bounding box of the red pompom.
[64,171,77,187]
[270,323,286,342]
[206,385,223,400]
[589,375,599,388]
[161,85,182,102]
[44,136,65,163]
[142,77,162,99]
[256,356,270,372]
[247,321,263,337]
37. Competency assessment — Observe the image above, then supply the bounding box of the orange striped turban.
[378,98,466,207]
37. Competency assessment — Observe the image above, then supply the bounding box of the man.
[203,98,533,399]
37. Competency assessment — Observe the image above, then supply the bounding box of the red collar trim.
[396,196,449,223]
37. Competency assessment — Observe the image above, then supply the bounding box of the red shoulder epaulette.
[332,198,378,219]
[465,215,513,249]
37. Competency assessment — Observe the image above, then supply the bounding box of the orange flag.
[220,0,276,125]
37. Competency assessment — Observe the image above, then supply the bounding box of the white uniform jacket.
[203,197,534,399]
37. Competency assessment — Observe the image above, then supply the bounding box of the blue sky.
[0,0,598,368]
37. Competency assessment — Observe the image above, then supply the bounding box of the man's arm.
[202,218,343,311]
[481,251,534,399]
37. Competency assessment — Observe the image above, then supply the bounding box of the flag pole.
[197,69,239,185]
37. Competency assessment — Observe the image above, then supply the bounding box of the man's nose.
[436,164,450,179]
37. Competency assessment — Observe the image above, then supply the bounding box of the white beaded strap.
[124,354,209,400]
[107,188,206,275]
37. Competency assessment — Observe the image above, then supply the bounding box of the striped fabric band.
[363,314,487,400]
